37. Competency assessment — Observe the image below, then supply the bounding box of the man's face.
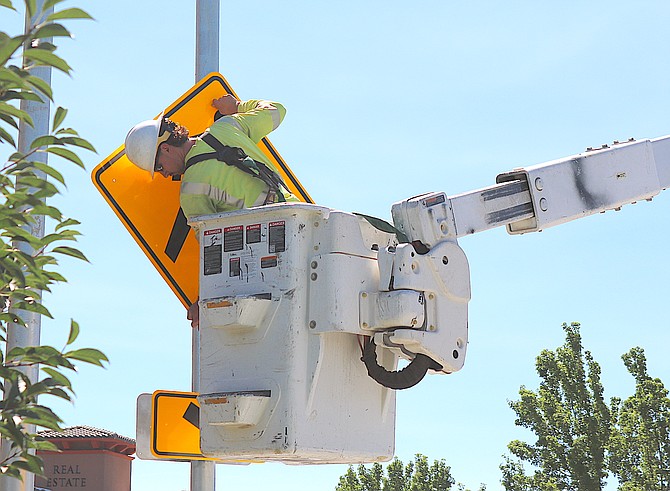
[154,143,185,178]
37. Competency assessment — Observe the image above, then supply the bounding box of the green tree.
[456,485,487,491]
[500,322,610,491]
[609,347,670,490]
[1,0,106,480]
[336,454,458,491]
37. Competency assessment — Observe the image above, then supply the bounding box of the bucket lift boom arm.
[364,136,670,388]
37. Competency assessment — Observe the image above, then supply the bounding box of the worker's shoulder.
[182,155,223,181]
[188,125,237,154]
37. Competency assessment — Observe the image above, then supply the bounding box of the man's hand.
[255,101,276,110]
[187,299,199,328]
[212,95,239,116]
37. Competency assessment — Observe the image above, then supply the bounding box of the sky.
[5,1,670,490]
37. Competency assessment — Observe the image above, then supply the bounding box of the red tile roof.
[38,425,135,455]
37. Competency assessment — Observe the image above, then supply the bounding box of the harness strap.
[185,133,287,203]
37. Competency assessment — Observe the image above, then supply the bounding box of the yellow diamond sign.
[151,390,204,460]
[92,73,312,308]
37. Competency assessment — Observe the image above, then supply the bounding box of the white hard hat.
[124,113,165,177]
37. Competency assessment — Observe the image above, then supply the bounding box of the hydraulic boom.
[365,135,670,387]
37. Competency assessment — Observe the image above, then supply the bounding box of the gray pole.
[192,1,219,490]
[0,2,52,491]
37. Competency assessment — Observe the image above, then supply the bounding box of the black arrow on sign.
[165,208,190,263]
[183,402,199,429]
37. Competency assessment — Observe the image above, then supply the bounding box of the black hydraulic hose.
[361,336,443,390]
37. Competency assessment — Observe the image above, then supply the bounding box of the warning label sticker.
[203,229,222,276]
[224,226,244,252]
[261,255,278,269]
[229,257,241,277]
[246,224,261,244]
[268,221,285,253]
[241,250,258,280]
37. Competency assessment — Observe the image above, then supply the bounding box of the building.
[36,425,135,491]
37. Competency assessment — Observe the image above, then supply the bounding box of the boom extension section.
[395,136,670,242]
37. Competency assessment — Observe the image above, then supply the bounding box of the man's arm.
[232,99,286,143]
[180,190,218,219]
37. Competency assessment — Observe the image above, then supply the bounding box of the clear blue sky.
[6,1,670,489]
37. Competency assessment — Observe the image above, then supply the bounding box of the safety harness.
[185,133,287,202]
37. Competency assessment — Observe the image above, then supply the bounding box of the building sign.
[91,73,312,307]
[43,465,88,488]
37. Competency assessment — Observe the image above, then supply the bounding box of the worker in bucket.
[124,94,298,327]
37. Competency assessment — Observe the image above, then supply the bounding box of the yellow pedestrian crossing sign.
[91,73,312,308]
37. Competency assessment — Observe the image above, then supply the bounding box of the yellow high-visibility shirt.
[180,100,296,218]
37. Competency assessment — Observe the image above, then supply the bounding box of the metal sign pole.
[192,0,219,490]
[0,2,52,491]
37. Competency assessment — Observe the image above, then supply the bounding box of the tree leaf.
[47,227,81,240]
[64,348,109,367]
[25,74,53,100]
[54,127,78,135]
[29,134,60,149]
[41,367,72,389]
[30,135,64,150]
[0,111,20,128]
[12,299,52,318]
[67,319,79,345]
[15,175,59,195]
[0,124,16,147]
[1,90,43,103]
[0,35,24,66]
[11,345,64,365]
[0,0,16,11]
[43,0,65,10]
[54,217,80,231]
[33,23,71,40]
[20,404,63,429]
[0,312,25,327]
[52,106,67,130]
[12,456,43,475]
[0,66,25,87]
[51,246,87,261]
[43,387,71,401]
[31,161,65,185]
[46,145,84,168]
[23,48,72,74]
[43,270,67,283]
[60,135,96,152]
[30,203,63,220]
[32,440,58,452]
[0,101,34,127]
[46,8,93,21]
[34,41,57,53]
